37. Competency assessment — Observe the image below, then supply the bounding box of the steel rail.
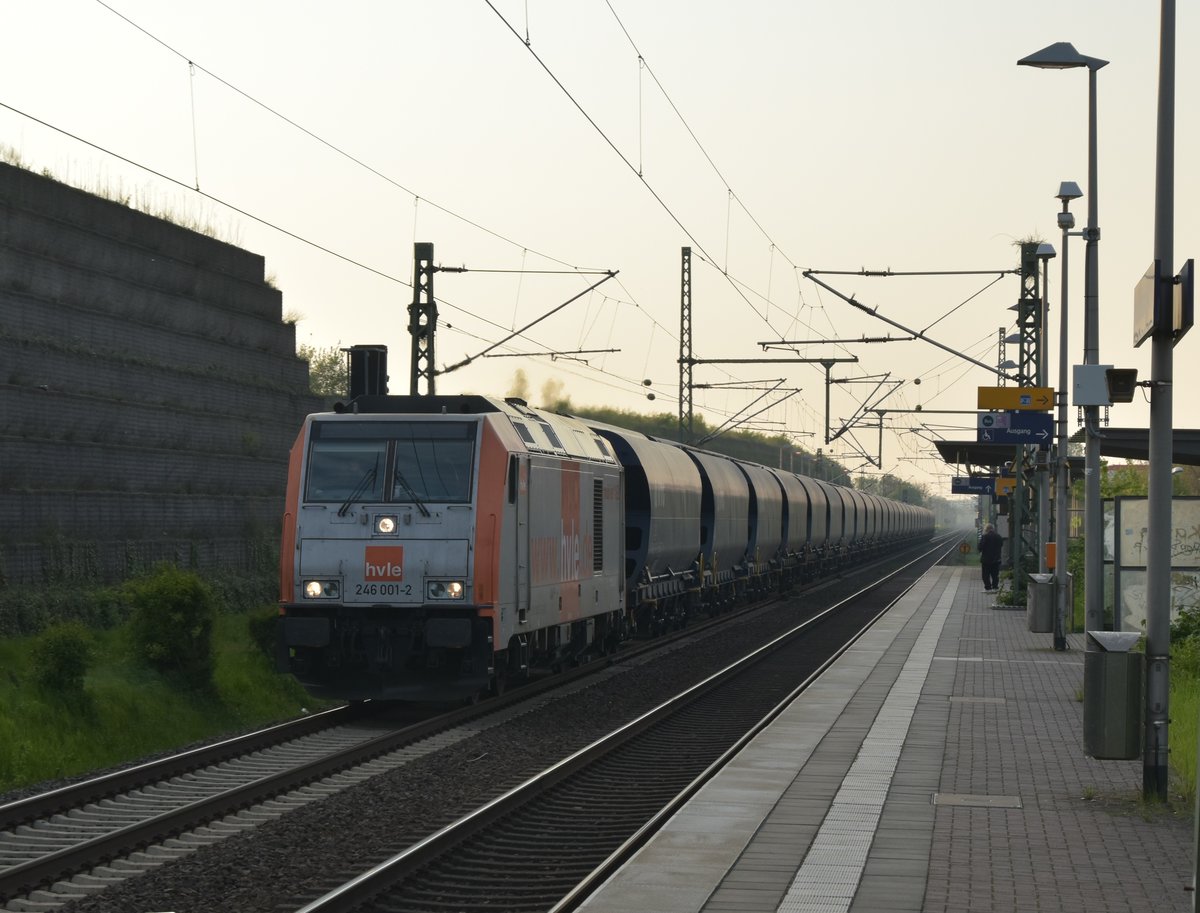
[294,535,960,913]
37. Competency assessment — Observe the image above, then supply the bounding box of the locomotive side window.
[305,421,476,504]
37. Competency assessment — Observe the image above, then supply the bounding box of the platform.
[577,564,1194,913]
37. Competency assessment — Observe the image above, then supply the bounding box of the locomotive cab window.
[306,421,477,504]
[391,422,476,503]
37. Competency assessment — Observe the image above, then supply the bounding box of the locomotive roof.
[333,394,504,415]
[327,394,616,463]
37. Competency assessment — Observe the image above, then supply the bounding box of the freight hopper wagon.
[278,395,626,702]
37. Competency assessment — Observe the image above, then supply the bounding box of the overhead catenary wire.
[90,0,588,273]
[22,4,1003,491]
[84,0,710,412]
[0,98,673,406]
[103,0,930,454]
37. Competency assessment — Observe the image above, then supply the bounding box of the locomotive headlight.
[426,580,465,600]
[375,515,398,535]
[303,580,340,599]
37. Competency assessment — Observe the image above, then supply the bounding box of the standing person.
[978,523,1004,591]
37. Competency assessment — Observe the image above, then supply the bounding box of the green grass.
[0,609,326,794]
[1169,637,1200,805]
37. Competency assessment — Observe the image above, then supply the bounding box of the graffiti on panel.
[1114,497,1200,569]
[1111,497,1200,630]
[1119,569,1200,632]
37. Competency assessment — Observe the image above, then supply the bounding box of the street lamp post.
[1018,42,1108,644]
[1143,0,1175,803]
[1054,183,1083,652]
[1036,243,1056,576]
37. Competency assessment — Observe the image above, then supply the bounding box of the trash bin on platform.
[1083,631,1144,760]
[1026,573,1054,633]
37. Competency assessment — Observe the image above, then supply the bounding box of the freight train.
[277,394,934,702]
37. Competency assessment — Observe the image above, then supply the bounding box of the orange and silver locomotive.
[278,395,625,701]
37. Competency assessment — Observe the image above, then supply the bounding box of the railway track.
[0,702,459,908]
[0,536,958,912]
[0,649,648,911]
[292,537,958,913]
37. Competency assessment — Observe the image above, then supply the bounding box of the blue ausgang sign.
[952,476,995,495]
[976,411,1053,448]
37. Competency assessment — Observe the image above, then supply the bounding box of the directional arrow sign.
[976,410,1053,448]
[977,386,1054,411]
[952,476,995,495]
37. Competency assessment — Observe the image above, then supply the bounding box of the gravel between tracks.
[48,562,918,913]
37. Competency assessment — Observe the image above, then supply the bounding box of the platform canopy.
[933,427,1200,475]
[1089,428,1200,465]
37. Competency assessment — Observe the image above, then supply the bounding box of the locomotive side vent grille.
[593,479,604,572]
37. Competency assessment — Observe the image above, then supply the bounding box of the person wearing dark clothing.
[978,524,1004,591]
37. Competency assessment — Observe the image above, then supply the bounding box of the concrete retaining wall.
[0,161,324,588]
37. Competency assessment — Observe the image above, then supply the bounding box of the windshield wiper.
[338,457,379,517]
[394,468,432,517]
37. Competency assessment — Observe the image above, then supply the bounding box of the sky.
[2,1,1196,497]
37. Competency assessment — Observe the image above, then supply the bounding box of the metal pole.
[408,242,437,396]
[1144,0,1174,803]
[1082,65,1104,643]
[679,247,693,444]
[1055,208,1073,652]
[1039,257,1051,574]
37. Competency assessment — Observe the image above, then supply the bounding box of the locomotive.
[277,394,934,702]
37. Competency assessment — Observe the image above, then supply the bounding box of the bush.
[247,605,280,658]
[0,582,131,639]
[125,565,217,690]
[204,571,279,615]
[31,622,94,693]
[1172,605,1200,643]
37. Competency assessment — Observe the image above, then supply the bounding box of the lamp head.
[1036,242,1057,260]
[1057,181,1083,201]
[1017,42,1108,71]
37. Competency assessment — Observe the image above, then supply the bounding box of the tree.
[1100,460,1148,498]
[298,344,347,397]
[507,369,530,402]
[540,377,572,412]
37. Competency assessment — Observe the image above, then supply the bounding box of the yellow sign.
[977,386,1054,411]
[995,475,1017,496]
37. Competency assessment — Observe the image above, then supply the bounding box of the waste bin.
[1083,631,1144,760]
[1026,573,1054,633]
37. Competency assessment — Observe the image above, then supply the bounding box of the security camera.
[1057,211,1076,230]
[1105,368,1139,404]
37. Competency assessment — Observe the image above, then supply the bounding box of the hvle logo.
[364,546,404,581]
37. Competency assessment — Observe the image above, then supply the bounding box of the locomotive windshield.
[306,420,477,504]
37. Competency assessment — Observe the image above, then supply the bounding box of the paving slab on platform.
[578,564,1194,913]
